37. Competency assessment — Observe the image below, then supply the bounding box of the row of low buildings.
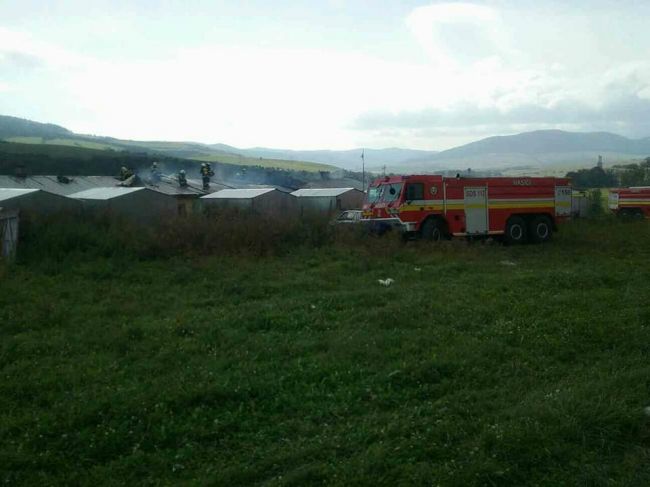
[0,175,365,223]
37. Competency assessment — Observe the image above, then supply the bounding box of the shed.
[0,188,81,215]
[0,207,19,261]
[143,174,235,216]
[69,187,177,222]
[201,188,297,218]
[0,174,229,217]
[291,187,364,216]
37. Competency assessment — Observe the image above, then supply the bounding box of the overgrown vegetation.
[2,217,650,485]
[568,157,650,188]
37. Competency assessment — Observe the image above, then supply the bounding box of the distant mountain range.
[2,115,649,174]
[209,144,438,170]
[393,130,650,173]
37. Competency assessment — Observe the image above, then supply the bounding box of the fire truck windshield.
[367,183,403,204]
[368,187,381,203]
[381,183,403,202]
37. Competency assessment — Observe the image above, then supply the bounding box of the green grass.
[190,152,335,172]
[4,137,117,151]
[2,219,650,485]
[2,136,336,173]
[0,140,108,160]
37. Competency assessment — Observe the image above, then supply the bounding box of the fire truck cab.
[608,187,650,218]
[362,175,572,244]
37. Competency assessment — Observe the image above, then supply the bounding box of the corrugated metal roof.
[0,188,40,202]
[0,175,122,195]
[69,187,145,200]
[201,188,277,199]
[143,175,229,196]
[291,187,357,197]
[305,178,365,191]
[0,174,231,197]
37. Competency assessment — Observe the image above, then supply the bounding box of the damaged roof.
[0,175,120,196]
[68,187,145,200]
[201,188,277,199]
[0,174,229,197]
[142,175,229,196]
[291,188,358,197]
[305,178,365,191]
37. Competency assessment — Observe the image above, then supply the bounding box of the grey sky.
[1,1,650,150]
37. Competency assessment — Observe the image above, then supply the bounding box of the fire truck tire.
[505,216,527,245]
[529,215,552,244]
[421,218,444,242]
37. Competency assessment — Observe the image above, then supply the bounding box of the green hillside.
[2,216,650,484]
[191,152,334,172]
[0,116,335,173]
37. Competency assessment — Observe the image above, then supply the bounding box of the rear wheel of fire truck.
[504,216,527,245]
[529,215,552,244]
[420,218,445,242]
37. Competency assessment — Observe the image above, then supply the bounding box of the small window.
[405,183,424,200]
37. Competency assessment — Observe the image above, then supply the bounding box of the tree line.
[566,157,650,188]
[0,141,321,189]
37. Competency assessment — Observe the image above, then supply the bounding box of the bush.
[588,189,604,217]
[17,212,151,264]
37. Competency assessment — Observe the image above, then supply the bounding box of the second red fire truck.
[608,187,650,218]
[362,175,572,244]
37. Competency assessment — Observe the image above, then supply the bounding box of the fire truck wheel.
[505,216,527,245]
[421,218,444,242]
[529,215,552,243]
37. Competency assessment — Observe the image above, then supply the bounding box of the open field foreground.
[2,219,650,485]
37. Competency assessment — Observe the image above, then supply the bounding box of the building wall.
[0,191,81,216]
[202,198,254,213]
[203,191,298,218]
[0,208,19,260]
[175,197,198,217]
[77,190,177,223]
[254,191,298,218]
[297,190,364,218]
[338,190,364,210]
[298,196,336,217]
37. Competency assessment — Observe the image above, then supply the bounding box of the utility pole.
[361,149,365,192]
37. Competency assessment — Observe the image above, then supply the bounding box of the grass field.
[0,141,108,160]
[1,136,335,173]
[190,152,335,172]
[2,218,650,485]
[4,137,117,151]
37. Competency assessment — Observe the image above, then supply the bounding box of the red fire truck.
[362,175,572,243]
[608,187,650,218]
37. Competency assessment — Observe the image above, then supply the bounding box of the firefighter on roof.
[119,166,133,181]
[200,163,211,190]
[178,169,187,187]
[150,162,161,184]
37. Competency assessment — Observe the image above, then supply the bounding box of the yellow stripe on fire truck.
[399,198,564,212]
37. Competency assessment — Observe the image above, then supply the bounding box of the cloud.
[405,3,509,67]
[350,2,650,146]
[354,92,650,128]
[0,28,87,70]
[2,3,650,151]
[0,51,44,70]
